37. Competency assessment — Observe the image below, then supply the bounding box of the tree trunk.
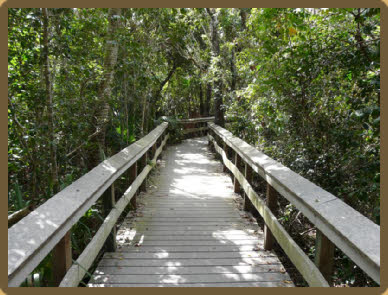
[199,82,204,116]
[204,83,211,116]
[89,8,122,168]
[206,8,225,127]
[230,47,237,92]
[140,95,147,137]
[123,72,129,145]
[42,8,60,194]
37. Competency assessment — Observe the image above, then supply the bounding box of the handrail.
[208,122,380,285]
[8,122,168,287]
[60,133,169,287]
[176,116,214,124]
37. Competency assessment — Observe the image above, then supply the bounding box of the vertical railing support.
[152,142,157,159]
[243,163,254,212]
[139,152,148,192]
[222,142,228,172]
[129,162,137,209]
[264,183,277,250]
[52,230,72,286]
[103,184,116,252]
[315,229,335,284]
[208,131,213,150]
[234,153,241,193]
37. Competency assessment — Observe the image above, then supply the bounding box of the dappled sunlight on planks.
[89,136,293,287]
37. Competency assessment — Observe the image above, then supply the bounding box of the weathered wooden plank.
[209,123,380,284]
[140,208,237,212]
[94,265,287,275]
[209,134,329,287]
[8,122,168,287]
[118,240,262,246]
[116,245,265,253]
[182,127,209,135]
[117,235,262,241]
[117,230,261,237]
[102,251,277,260]
[126,226,259,233]
[177,116,215,124]
[131,217,251,221]
[142,201,235,206]
[89,282,293,287]
[89,272,290,284]
[59,134,169,287]
[137,213,239,217]
[98,258,281,267]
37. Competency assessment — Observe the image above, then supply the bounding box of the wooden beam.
[8,207,31,228]
[52,231,72,286]
[222,142,228,173]
[128,162,137,210]
[152,142,157,159]
[182,127,209,135]
[234,153,241,193]
[139,152,148,192]
[315,229,335,284]
[243,163,254,213]
[103,184,116,252]
[264,184,278,251]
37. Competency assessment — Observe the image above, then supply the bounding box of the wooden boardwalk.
[88,137,294,287]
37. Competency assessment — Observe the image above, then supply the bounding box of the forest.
[8,8,380,287]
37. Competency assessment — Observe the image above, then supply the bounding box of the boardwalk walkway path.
[89,137,294,287]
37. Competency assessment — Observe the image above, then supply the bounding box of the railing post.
[222,142,228,172]
[152,142,157,159]
[264,183,277,250]
[315,229,335,284]
[208,130,213,150]
[129,162,137,209]
[139,152,148,192]
[52,231,72,286]
[243,163,255,212]
[234,153,241,193]
[103,184,116,252]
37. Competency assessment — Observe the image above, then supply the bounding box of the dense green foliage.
[8,8,379,287]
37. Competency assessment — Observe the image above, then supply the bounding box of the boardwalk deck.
[88,137,294,287]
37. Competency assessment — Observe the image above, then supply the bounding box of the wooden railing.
[177,116,214,136]
[8,122,169,287]
[207,122,380,287]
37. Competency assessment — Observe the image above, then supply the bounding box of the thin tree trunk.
[42,8,60,194]
[206,8,225,127]
[123,72,129,145]
[90,8,122,168]
[199,81,204,116]
[231,47,237,92]
[204,83,211,116]
[140,96,147,137]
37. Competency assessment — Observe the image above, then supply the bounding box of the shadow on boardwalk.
[88,137,294,287]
